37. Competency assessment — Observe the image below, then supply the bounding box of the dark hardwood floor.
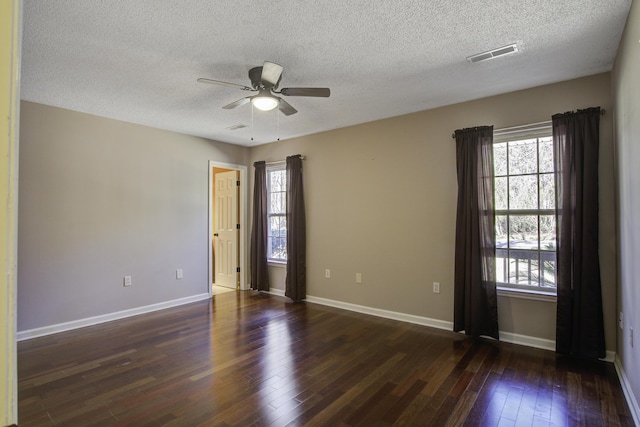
[18,291,634,426]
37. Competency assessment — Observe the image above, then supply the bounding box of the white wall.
[18,102,248,331]
[612,0,640,418]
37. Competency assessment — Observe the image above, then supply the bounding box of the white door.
[214,170,239,288]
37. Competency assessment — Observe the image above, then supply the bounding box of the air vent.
[226,124,248,131]
[467,43,518,63]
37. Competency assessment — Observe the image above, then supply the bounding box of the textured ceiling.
[21,1,631,147]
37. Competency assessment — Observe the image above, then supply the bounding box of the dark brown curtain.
[285,155,306,301]
[453,126,499,339]
[553,107,605,359]
[250,161,270,291]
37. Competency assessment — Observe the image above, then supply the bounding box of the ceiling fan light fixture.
[252,94,279,111]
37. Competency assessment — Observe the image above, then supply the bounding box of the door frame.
[208,160,248,295]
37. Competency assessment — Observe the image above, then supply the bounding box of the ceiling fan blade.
[277,97,297,116]
[280,87,330,97]
[222,97,251,109]
[197,78,253,91]
[261,61,283,87]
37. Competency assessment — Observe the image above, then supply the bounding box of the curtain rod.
[265,155,306,166]
[451,109,606,139]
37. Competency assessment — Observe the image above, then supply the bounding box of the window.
[494,134,556,293]
[267,165,287,261]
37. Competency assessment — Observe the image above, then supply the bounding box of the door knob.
[214,233,219,237]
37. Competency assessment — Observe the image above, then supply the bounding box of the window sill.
[268,260,287,268]
[497,287,557,302]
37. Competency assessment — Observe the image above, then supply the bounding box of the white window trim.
[497,286,556,302]
[266,164,287,262]
[493,121,552,143]
[268,260,287,268]
[494,124,557,297]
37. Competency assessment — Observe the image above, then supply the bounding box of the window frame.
[266,164,287,263]
[493,125,557,296]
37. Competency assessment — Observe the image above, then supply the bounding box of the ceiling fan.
[197,61,330,116]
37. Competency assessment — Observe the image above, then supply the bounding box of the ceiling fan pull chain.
[250,103,254,142]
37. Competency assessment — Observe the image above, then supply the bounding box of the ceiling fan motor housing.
[249,66,280,90]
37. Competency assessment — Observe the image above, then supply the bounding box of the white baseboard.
[268,289,453,331]
[270,291,616,358]
[266,288,285,297]
[604,351,617,363]
[499,331,556,352]
[304,295,454,331]
[17,293,211,341]
[615,355,640,426]
[304,295,561,352]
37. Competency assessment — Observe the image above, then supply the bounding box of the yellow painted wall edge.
[0,0,21,425]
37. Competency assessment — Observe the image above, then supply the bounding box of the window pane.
[269,237,287,260]
[508,215,538,250]
[509,175,537,209]
[526,259,541,286]
[267,167,288,261]
[540,215,556,251]
[496,215,508,249]
[539,137,554,173]
[508,139,538,175]
[269,170,286,192]
[495,177,507,210]
[496,249,509,283]
[494,143,507,176]
[507,251,539,286]
[539,173,555,209]
[270,191,286,214]
[268,215,287,260]
[494,136,556,291]
[540,251,557,287]
[270,215,286,237]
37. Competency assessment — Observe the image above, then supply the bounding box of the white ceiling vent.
[225,124,248,131]
[467,44,519,63]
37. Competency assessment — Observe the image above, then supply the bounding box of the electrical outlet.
[433,282,440,294]
[619,312,624,330]
[355,273,362,284]
[325,269,331,279]
[123,275,132,287]
[176,269,183,279]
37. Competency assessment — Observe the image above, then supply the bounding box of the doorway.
[208,161,248,296]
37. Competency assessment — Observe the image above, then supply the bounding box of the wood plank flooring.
[18,291,634,426]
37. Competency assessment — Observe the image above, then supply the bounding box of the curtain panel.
[453,126,499,340]
[285,155,306,301]
[553,107,605,359]
[250,161,270,291]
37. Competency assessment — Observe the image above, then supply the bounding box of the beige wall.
[612,0,640,416]
[249,73,617,352]
[0,0,20,424]
[18,102,248,331]
[15,70,624,405]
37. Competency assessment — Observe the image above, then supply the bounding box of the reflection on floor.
[212,284,236,295]
[17,292,635,425]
